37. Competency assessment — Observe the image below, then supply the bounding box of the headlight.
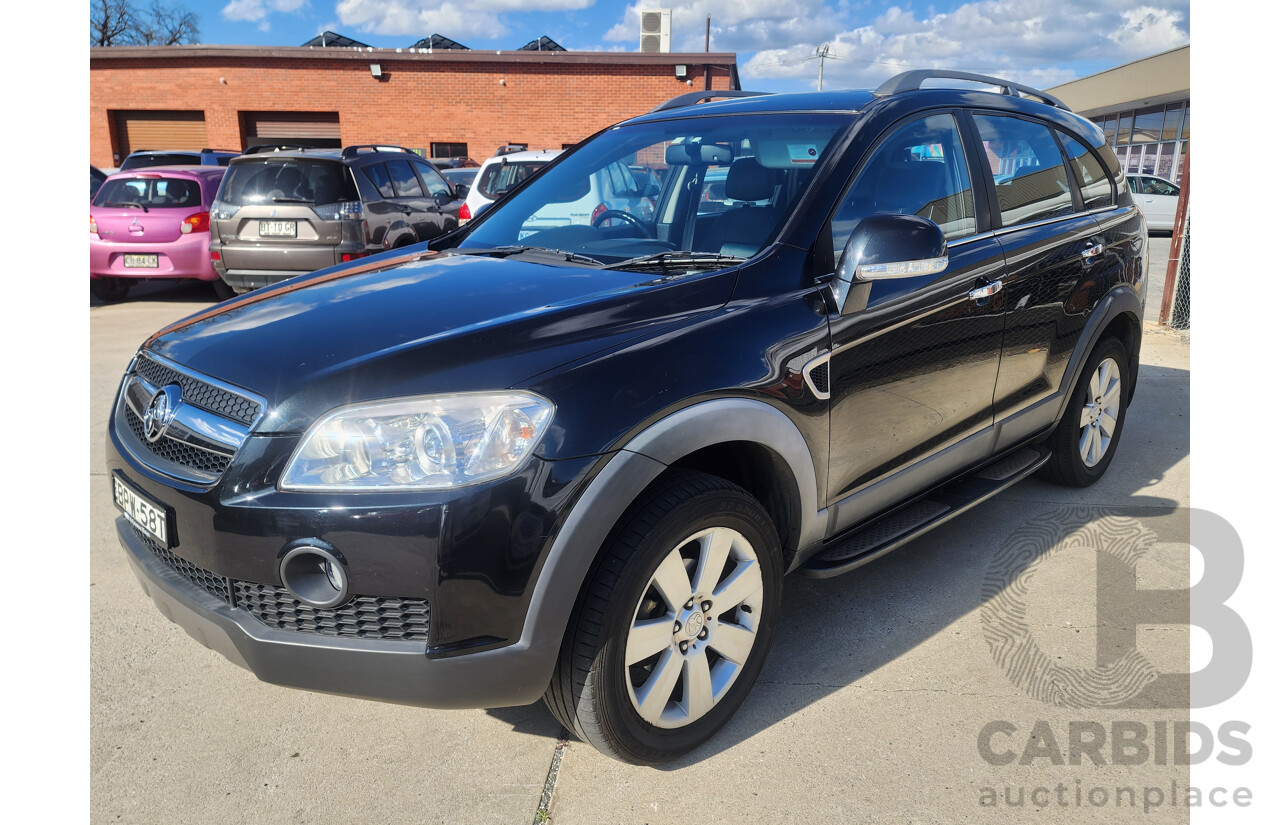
[279,392,554,492]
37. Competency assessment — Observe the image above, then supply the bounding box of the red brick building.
[89,45,739,168]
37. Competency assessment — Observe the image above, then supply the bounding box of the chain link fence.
[1168,215,1190,329]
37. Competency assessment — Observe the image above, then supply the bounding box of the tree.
[91,0,199,47]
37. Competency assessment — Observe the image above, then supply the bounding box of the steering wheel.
[591,209,653,238]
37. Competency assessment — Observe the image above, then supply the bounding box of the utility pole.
[704,16,711,91]
[816,44,831,91]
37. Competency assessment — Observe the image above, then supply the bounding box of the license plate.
[112,473,170,547]
[259,220,297,238]
[123,254,158,268]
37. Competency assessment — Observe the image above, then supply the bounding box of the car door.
[1138,175,1179,229]
[824,111,1007,530]
[385,158,436,240]
[412,160,461,236]
[968,112,1113,449]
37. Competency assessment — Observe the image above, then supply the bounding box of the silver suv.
[209,145,467,294]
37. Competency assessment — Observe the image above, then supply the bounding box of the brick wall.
[89,53,734,167]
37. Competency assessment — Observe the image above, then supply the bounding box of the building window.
[431,142,468,158]
[1131,106,1165,144]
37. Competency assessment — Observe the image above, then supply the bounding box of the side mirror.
[832,213,947,313]
[454,184,469,200]
[641,183,660,198]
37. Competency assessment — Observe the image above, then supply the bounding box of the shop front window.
[1132,106,1164,144]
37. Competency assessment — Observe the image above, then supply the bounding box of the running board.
[799,446,1050,579]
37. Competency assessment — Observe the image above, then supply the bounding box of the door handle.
[1082,244,1104,259]
[969,279,1002,301]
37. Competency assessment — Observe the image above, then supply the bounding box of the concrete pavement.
[91,281,1190,824]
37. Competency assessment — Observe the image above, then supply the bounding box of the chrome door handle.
[969,280,1003,301]
[1083,244,1104,258]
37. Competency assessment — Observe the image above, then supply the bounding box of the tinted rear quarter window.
[973,114,1074,226]
[1058,132,1114,209]
[219,160,358,206]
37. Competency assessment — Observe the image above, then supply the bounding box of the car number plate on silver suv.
[259,220,297,237]
[112,472,170,546]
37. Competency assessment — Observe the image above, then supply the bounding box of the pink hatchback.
[90,167,229,302]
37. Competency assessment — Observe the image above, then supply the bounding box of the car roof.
[479,149,562,165]
[105,165,225,179]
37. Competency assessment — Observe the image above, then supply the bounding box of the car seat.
[701,158,783,258]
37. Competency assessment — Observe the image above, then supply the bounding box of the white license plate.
[123,254,158,268]
[259,220,297,237]
[113,474,169,546]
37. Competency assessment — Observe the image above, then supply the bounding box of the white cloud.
[222,0,310,24]
[604,1,844,52]
[730,0,1188,89]
[335,0,595,41]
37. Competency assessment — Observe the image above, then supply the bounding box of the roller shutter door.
[114,110,208,155]
[244,112,341,148]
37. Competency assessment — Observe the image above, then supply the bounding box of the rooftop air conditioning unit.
[640,9,671,53]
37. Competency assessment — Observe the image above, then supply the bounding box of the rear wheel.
[545,470,782,765]
[1040,337,1129,487]
[91,278,131,303]
[211,279,236,301]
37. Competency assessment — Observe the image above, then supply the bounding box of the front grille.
[131,525,431,642]
[132,525,232,603]
[234,582,431,641]
[124,405,232,475]
[135,354,262,426]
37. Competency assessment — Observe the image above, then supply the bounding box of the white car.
[1126,174,1181,231]
[460,148,657,236]
[460,149,562,224]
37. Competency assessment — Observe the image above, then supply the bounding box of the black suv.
[209,145,468,294]
[107,71,1147,765]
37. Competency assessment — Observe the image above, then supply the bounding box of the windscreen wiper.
[455,246,605,266]
[271,197,315,204]
[601,251,746,271]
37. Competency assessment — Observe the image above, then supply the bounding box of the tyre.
[211,278,236,301]
[91,278,131,303]
[1039,337,1130,487]
[545,470,783,765]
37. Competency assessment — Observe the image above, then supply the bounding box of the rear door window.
[1057,132,1114,209]
[363,163,396,198]
[219,160,358,206]
[387,160,425,198]
[972,114,1074,226]
[93,177,202,208]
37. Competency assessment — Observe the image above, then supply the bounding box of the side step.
[799,446,1050,579]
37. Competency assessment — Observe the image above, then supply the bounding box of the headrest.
[725,157,780,202]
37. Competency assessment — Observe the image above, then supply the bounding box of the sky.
[197,0,1190,92]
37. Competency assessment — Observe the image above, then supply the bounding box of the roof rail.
[340,145,418,159]
[648,90,772,114]
[243,144,315,155]
[874,70,1071,111]
[201,148,239,154]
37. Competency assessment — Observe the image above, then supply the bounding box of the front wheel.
[1040,337,1130,487]
[545,470,782,764]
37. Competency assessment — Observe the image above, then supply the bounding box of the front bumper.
[118,517,555,708]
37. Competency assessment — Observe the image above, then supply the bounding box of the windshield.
[218,159,359,206]
[93,177,204,209]
[457,113,848,266]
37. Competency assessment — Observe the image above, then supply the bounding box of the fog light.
[279,546,349,608]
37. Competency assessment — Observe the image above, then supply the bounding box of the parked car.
[90,166,229,302]
[119,148,239,171]
[208,144,468,294]
[91,165,107,199]
[107,71,1146,765]
[1126,173,1180,231]
[462,148,658,230]
[460,148,561,223]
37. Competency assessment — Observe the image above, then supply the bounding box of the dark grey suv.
[209,145,467,294]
